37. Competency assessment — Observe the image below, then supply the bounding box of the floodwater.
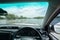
[0,19,43,25]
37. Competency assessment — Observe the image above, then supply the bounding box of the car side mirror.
[50,24,60,34]
[50,25,55,32]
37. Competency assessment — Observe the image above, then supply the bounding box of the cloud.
[2,6,48,17]
[3,6,20,15]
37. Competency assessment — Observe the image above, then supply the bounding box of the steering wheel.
[15,27,42,40]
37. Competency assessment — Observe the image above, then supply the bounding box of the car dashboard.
[0,25,49,40]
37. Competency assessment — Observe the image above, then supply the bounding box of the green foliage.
[6,14,16,19]
[0,13,44,19]
[19,16,27,19]
[6,14,27,19]
[34,16,44,19]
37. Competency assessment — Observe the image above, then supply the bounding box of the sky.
[0,2,49,17]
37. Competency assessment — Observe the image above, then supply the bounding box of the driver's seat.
[0,31,14,40]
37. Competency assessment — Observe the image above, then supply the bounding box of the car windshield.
[0,2,49,27]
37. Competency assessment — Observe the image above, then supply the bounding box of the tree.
[6,14,16,19]
[19,16,27,19]
[34,16,44,19]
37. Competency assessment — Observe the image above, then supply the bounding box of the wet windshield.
[0,2,49,27]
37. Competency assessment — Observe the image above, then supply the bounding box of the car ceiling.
[0,0,60,27]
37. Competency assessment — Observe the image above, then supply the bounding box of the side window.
[50,14,60,25]
[50,14,60,33]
